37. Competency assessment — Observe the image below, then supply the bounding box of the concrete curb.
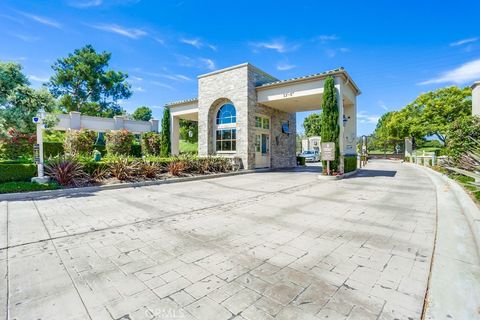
[0,169,262,202]
[407,163,480,320]
[408,163,480,255]
[317,169,359,180]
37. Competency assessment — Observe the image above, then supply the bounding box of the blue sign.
[282,122,290,134]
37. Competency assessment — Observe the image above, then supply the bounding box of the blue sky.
[1,0,480,135]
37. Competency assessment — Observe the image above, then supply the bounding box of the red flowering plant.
[0,128,36,160]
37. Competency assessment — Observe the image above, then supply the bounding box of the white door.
[255,133,270,168]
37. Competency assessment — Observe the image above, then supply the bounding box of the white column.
[171,114,180,155]
[36,123,44,178]
[472,81,480,116]
[337,85,345,174]
[70,111,81,130]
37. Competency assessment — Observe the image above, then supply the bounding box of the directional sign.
[33,144,40,164]
[321,142,335,161]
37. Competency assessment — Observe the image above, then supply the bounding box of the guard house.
[166,63,360,170]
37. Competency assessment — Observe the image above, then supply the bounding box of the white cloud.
[378,100,389,111]
[325,49,336,58]
[251,39,300,53]
[18,11,61,29]
[419,58,480,85]
[180,38,217,51]
[315,34,338,42]
[176,55,216,70]
[357,111,380,124]
[150,81,175,90]
[68,0,103,8]
[200,58,215,70]
[133,86,145,93]
[276,62,295,71]
[28,75,49,82]
[10,33,40,42]
[131,76,143,81]
[92,24,147,39]
[450,37,478,47]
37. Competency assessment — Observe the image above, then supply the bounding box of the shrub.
[109,157,138,180]
[344,155,357,173]
[138,161,160,178]
[131,143,142,157]
[44,142,64,158]
[45,157,88,187]
[64,129,96,156]
[447,115,480,163]
[0,181,59,194]
[105,130,134,155]
[141,132,161,156]
[0,129,35,160]
[167,161,185,176]
[0,163,37,183]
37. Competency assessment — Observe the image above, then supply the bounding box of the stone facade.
[198,63,296,169]
[169,63,360,171]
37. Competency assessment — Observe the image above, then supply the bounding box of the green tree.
[303,113,322,137]
[132,106,152,121]
[414,86,472,143]
[0,62,57,136]
[447,115,480,162]
[48,44,132,117]
[160,107,171,157]
[179,120,198,143]
[320,76,340,172]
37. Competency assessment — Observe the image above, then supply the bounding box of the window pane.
[222,141,231,150]
[216,141,222,151]
[232,141,236,151]
[263,118,270,129]
[216,130,222,140]
[255,135,261,152]
[255,116,262,128]
[222,130,231,140]
[216,103,236,125]
[232,129,236,139]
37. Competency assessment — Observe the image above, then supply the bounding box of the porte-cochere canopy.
[165,63,360,170]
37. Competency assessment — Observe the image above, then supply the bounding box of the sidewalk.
[414,164,480,320]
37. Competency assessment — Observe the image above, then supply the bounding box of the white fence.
[52,112,159,133]
[409,151,447,167]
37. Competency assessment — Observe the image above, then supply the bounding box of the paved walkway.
[0,160,436,320]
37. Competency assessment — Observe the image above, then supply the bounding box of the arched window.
[216,103,236,125]
[215,103,236,152]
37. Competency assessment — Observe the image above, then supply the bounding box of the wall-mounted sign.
[33,144,40,164]
[321,142,335,161]
[282,122,290,134]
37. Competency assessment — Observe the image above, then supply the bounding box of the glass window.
[255,135,261,152]
[255,116,262,128]
[216,129,236,151]
[262,118,270,129]
[216,103,236,125]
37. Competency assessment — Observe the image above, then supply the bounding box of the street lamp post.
[31,111,50,184]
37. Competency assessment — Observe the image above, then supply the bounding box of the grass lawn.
[180,140,198,154]
[0,181,60,194]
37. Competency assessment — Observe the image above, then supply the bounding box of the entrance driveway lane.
[3,160,436,320]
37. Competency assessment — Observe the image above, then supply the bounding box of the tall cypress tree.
[160,107,171,157]
[320,76,340,172]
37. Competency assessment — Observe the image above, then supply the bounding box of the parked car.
[299,150,320,162]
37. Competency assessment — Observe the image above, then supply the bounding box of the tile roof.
[256,67,345,88]
[164,97,198,107]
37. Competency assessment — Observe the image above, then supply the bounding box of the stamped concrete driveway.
[0,160,436,320]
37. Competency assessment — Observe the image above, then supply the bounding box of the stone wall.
[247,66,296,169]
[198,65,249,168]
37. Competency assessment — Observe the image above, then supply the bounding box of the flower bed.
[42,155,237,188]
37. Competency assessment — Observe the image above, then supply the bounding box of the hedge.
[344,155,357,173]
[44,142,64,158]
[0,164,37,183]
